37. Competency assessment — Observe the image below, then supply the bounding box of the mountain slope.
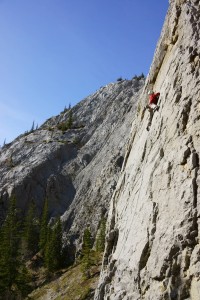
[0,78,144,254]
[95,0,200,299]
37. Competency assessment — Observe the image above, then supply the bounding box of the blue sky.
[0,0,169,145]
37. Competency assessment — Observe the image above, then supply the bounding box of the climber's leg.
[146,109,154,131]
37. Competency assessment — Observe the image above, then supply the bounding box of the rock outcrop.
[95,0,200,299]
[0,78,144,253]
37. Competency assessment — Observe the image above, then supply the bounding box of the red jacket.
[149,93,160,105]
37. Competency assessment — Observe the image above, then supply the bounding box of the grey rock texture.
[95,0,200,299]
[0,78,144,250]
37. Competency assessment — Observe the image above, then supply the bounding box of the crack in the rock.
[122,131,137,172]
[181,99,192,132]
[141,141,147,162]
[138,202,158,294]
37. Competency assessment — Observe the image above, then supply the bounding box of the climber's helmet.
[148,90,154,95]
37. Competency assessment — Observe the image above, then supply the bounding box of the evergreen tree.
[66,110,73,129]
[44,226,52,271]
[15,265,31,298]
[96,218,106,253]
[39,198,49,252]
[140,72,145,78]
[81,228,93,277]
[23,202,40,256]
[30,120,35,132]
[0,196,30,298]
[0,197,20,293]
[44,217,63,272]
[51,217,62,270]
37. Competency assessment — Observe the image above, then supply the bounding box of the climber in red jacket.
[147,90,160,110]
[146,90,160,131]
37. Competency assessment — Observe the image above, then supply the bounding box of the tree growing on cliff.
[57,109,73,132]
[66,109,73,129]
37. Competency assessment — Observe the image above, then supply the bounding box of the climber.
[146,90,160,110]
[146,90,160,131]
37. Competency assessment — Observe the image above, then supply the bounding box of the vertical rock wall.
[95,0,200,299]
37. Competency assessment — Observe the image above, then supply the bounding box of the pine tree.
[51,217,62,270]
[44,217,63,272]
[0,196,30,298]
[15,264,31,298]
[30,120,35,132]
[39,198,49,252]
[0,197,20,293]
[44,226,52,271]
[66,110,73,129]
[96,218,106,253]
[23,202,40,256]
[81,228,93,278]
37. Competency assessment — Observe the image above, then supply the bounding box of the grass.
[26,262,101,300]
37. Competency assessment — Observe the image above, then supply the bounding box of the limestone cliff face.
[95,0,200,299]
[0,78,144,253]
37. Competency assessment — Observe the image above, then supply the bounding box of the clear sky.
[0,0,169,146]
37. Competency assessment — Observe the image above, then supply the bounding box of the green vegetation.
[30,121,35,132]
[27,263,100,300]
[80,219,106,279]
[72,136,80,145]
[57,110,73,132]
[0,197,70,299]
[132,73,145,80]
[0,196,106,299]
[96,218,106,253]
[39,201,64,272]
[66,110,73,129]
[60,103,71,115]
[44,217,63,272]
[5,155,15,168]
[81,228,93,278]
[0,197,31,299]
[23,202,40,256]
[39,199,48,251]
[28,220,106,299]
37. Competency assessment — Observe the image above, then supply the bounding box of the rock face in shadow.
[95,0,200,299]
[0,78,144,249]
